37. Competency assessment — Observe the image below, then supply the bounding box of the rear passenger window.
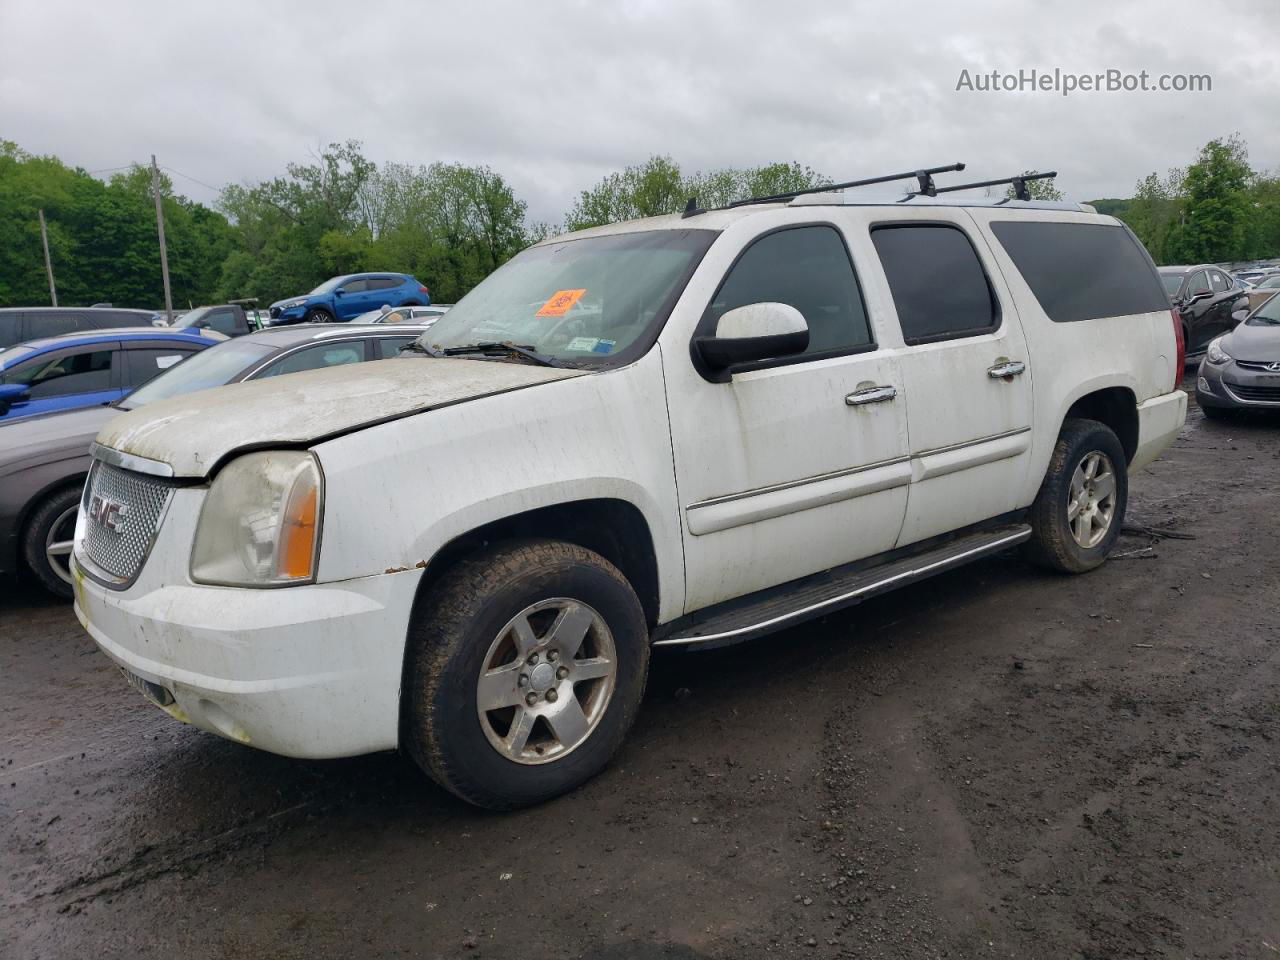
[1210,271,1229,293]
[991,221,1175,324]
[872,225,998,343]
[125,348,191,388]
[368,277,401,291]
[32,314,84,339]
[708,226,873,357]
[0,313,20,348]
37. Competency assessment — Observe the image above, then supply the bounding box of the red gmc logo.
[88,495,128,533]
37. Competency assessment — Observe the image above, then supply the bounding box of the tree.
[1003,171,1064,202]
[1164,137,1252,264]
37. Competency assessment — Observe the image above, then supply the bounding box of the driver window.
[1188,271,1211,297]
[708,226,872,355]
[259,343,366,377]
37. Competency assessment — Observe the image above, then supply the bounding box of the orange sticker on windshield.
[536,289,586,317]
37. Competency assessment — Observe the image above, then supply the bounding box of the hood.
[94,357,585,478]
[0,405,117,475]
[1225,319,1280,363]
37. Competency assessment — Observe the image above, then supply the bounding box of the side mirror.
[0,382,31,416]
[695,302,809,373]
[334,288,346,297]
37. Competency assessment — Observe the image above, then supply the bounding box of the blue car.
[0,327,224,423]
[267,272,431,325]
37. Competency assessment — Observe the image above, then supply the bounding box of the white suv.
[72,190,1187,808]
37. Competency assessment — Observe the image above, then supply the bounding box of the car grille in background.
[80,461,179,584]
[1234,359,1280,372]
[1225,382,1280,403]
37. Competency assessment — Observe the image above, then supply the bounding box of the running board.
[653,524,1032,650]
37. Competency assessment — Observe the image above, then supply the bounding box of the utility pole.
[37,209,58,306]
[150,155,174,323]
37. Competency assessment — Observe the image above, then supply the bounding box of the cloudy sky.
[3,0,1277,224]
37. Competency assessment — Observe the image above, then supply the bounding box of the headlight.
[1206,338,1232,365]
[282,298,308,310]
[191,451,323,586]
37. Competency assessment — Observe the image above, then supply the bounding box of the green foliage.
[1004,171,1064,202]
[565,156,829,230]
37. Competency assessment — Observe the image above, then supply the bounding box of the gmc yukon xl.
[71,191,1187,808]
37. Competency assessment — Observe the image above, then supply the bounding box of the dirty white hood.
[94,357,584,477]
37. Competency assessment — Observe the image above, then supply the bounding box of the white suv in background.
[72,187,1186,809]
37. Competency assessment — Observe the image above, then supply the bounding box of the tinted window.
[1160,273,1183,298]
[203,309,241,335]
[30,314,85,338]
[1210,270,1229,293]
[340,279,369,293]
[709,226,872,355]
[1187,271,1211,297]
[872,225,997,343]
[7,349,113,397]
[125,347,193,388]
[367,277,402,291]
[0,313,20,348]
[991,221,1173,323]
[259,342,366,377]
[378,337,414,359]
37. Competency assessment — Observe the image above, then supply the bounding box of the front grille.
[80,461,179,583]
[1235,359,1280,373]
[1224,381,1280,403]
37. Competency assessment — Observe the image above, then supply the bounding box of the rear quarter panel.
[966,209,1175,506]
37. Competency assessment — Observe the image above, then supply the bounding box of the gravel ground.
[2,390,1278,959]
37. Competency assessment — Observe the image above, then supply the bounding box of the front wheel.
[22,486,82,599]
[305,308,336,324]
[1025,419,1128,574]
[402,540,649,809]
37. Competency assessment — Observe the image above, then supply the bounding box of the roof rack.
[719,162,967,209]
[906,170,1057,202]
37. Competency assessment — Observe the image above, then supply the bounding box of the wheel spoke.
[571,656,612,681]
[549,602,594,660]
[1083,453,1099,480]
[476,662,526,712]
[1067,496,1081,521]
[1070,467,1086,500]
[504,707,536,755]
[1091,470,1115,503]
[545,693,590,747]
[47,540,74,557]
[1073,513,1090,543]
[509,614,539,657]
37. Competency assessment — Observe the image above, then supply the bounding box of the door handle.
[845,385,897,406]
[987,361,1026,379]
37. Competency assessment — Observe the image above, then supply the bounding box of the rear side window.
[367,277,402,291]
[990,221,1171,323]
[31,313,85,338]
[125,348,192,388]
[872,224,998,343]
[1210,270,1229,293]
[709,225,873,356]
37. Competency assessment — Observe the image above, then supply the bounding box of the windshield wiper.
[439,342,565,367]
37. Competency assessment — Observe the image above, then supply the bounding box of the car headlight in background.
[191,451,323,586]
[282,298,308,310]
[1205,338,1233,365]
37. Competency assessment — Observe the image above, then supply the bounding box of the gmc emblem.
[88,495,128,533]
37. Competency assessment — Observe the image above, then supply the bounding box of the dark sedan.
[0,323,430,597]
[1195,294,1280,418]
[1159,265,1250,360]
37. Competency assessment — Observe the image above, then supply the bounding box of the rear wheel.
[402,539,649,809]
[22,486,81,599]
[1025,419,1127,574]
[305,308,336,324]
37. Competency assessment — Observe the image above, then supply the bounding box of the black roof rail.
[724,162,966,208]
[908,170,1057,201]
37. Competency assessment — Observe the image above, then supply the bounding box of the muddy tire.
[1025,419,1128,574]
[402,539,649,809]
[305,308,336,324]
[22,486,81,599]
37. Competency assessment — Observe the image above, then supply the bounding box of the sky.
[2,0,1278,225]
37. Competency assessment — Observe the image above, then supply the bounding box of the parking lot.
[3,388,1277,960]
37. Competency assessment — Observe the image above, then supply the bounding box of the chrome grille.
[80,461,179,583]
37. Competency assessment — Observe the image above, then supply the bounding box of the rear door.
[866,211,1033,546]
[123,344,199,393]
[1180,270,1215,352]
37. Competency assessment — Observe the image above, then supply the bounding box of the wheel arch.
[1062,386,1139,464]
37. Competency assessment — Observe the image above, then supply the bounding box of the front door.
[665,222,911,613]
[865,212,1034,545]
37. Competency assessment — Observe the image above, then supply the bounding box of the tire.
[1200,404,1234,421]
[1025,419,1128,574]
[305,308,336,324]
[402,539,649,809]
[22,486,82,599]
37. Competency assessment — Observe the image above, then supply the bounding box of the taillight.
[419,285,430,295]
[1170,309,1185,390]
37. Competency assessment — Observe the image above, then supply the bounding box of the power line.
[161,165,223,194]
[85,164,135,175]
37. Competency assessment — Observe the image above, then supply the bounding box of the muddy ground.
[3,390,1278,960]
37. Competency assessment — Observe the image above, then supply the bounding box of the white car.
[351,304,453,326]
[72,187,1186,809]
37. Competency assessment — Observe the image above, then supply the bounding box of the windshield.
[1248,296,1280,326]
[0,345,35,373]
[120,339,276,409]
[1159,273,1183,297]
[171,306,214,328]
[309,275,350,295]
[1258,276,1280,290]
[417,229,717,365]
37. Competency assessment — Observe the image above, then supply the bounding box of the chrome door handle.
[845,385,897,406]
[987,361,1026,379]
